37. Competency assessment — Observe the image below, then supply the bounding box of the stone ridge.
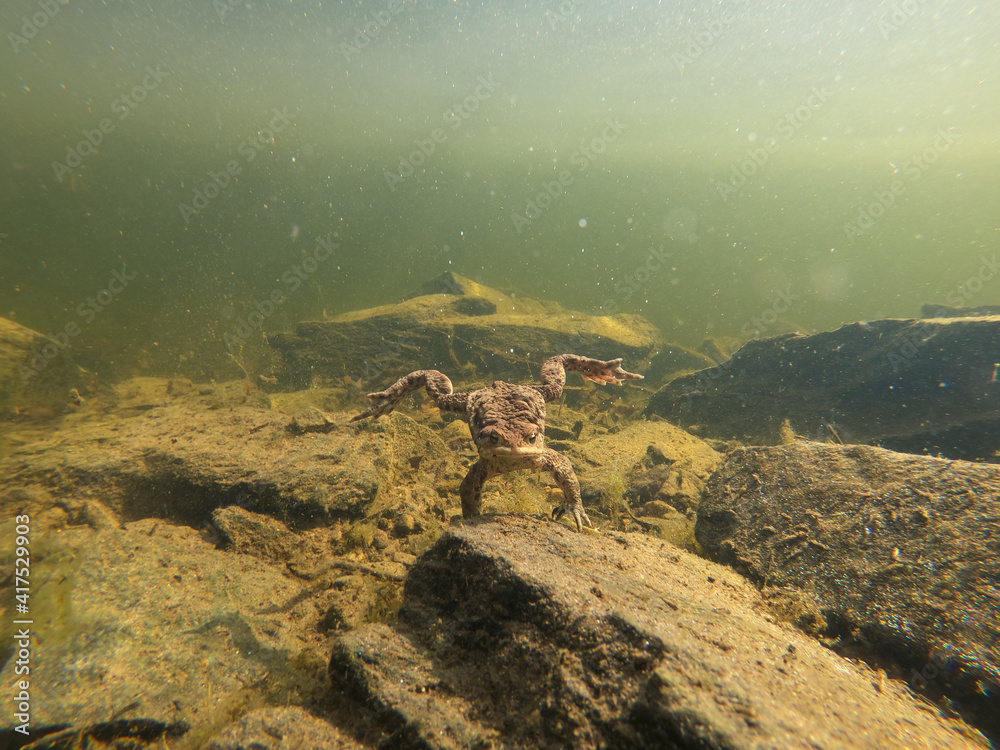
[330,515,988,749]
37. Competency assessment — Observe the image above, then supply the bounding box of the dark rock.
[204,707,356,749]
[212,505,302,562]
[451,296,497,317]
[695,441,1000,743]
[410,270,479,298]
[329,515,987,749]
[645,317,1000,461]
[0,719,190,749]
[392,512,419,537]
[268,271,667,388]
[637,499,678,518]
[329,624,498,747]
[627,463,674,504]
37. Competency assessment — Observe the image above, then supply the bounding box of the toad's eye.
[489,433,501,445]
[527,432,537,443]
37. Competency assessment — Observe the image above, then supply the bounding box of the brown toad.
[350,354,643,530]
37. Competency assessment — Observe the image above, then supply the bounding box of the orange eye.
[527,432,537,443]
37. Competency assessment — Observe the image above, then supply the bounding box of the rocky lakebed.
[0,273,998,749]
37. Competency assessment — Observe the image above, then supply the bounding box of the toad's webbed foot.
[537,354,643,401]
[563,355,644,386]
[350,390,405,421]
[350,370,460,422]
[538,448,594,532]
[551,502,595,533]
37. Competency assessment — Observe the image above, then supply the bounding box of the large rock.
[328,515,988,749]
[268,272,692,388]
[1,377,459,526]
[695,442,1000,743]
[0,316,84,419]
[645,317,1000,461]
[567,419,720,517]
[0,518,325,744]
[922,303,1000,318]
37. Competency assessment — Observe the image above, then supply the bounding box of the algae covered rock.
[0,316,84,419]
[569,419,720,515]
[0,519,323,744]
[268,271,667,388]
[1,378,460,527]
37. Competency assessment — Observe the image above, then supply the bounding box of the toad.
[350,354,643,531]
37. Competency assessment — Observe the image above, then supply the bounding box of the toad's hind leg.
[538,449,593,531]
[350,370,464,421]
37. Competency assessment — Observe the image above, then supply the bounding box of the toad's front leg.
[350,369,466,421]
[537,355,643,401]
[459,459,493,518]
[537,449,594,532]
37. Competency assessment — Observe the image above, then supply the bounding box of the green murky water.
[1,0,998,381]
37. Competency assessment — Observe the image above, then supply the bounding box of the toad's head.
[468,382,546,459]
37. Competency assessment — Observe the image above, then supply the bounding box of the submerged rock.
[0,519,325,744]
[328,515,987,749]
[1,377,459,527]
[211,505,303,562]
[268,271,706,388]
[695,441,1000,743]
[567,419,720,521]
[921,303,1000,318]
[0,316,84,419]
[645,317,1000,461]
[204,707,357,749]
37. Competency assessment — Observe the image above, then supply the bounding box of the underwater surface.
[0,0,998,382]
